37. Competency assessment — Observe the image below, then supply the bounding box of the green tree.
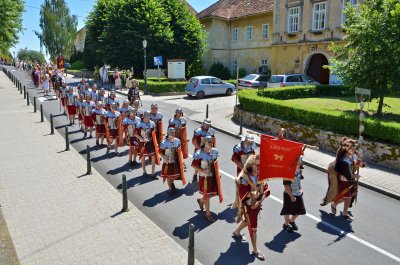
[330,0,400,116]
[35,0,77,60]
[17,47,46,64]
[86,0,206,77]
[0,0,24,54]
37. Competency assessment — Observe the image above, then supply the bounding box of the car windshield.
[188,78,198,83]
[301,75,315,82]
[269,76,284,83]
[242,74,258,81]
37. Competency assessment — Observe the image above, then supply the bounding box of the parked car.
[185,76,236,99]
[237,74,270,89]
[267,74,319,88]
[64,62,71,69]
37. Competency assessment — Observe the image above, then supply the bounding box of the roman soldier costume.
[106,90,120,110]
[91,101,106,146]
[60,83,68,113]
[76,93,85,131]
[90,85,99,102]
[132,99,144,118]
[118,99,133,118]
[232,135,256,176]
[81,94,96,138]
[159,127,186,194]
[128,79,140,104]
[169,108,188,158]
[66,87,78,125]
[136,112,157,158]
[98,88,108,107]
[191,136,222,222]
[149,103,163,143]
[104,103,122,153]
[122,109,141,165]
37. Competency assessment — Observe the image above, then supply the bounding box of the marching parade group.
[26,69,364,261]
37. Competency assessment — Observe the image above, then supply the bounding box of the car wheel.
[225,88,233,96]
[187,94,192,97]
[196,91,205,99]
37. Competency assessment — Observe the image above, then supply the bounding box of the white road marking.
[217,167,400,263]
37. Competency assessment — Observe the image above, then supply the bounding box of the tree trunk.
[377,93,385,116]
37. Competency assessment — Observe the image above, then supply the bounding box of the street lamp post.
[143,39,148,95]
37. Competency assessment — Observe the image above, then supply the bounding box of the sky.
[10,0,219,59]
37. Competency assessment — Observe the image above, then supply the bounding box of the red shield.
[152,130,161,165]
[177,147,187,185]
[214,159,223,203]
[157,120,163,142]
[181,127,188,159]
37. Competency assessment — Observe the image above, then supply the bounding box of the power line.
[25,4,86,18]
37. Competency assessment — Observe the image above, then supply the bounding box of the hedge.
[257,85,354,100]
[139,81,187,93]
[239,90,400,145]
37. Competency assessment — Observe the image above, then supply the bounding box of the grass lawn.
[285,96,400,122]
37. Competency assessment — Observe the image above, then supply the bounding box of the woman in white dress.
[43,73,50,96]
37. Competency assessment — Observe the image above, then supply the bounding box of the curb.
[190,118,400,201]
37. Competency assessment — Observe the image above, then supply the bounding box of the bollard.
[33,97,37,112]
[86,145,92,175]
[50,114,54,134]
[26,92,29,106]
[65,126,70,151]
[206,104,209,119]
[23,86,26,98]
[40,105,44,122]
[122,174,129,212]
[20,84,22,94]
[239,116,243,135]
[188,224,195,265]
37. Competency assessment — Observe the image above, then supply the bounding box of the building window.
[261,59,268,66]
[342,0,358,24]
[261,24,269,39]
[232,28,239,42]
[246,26,253,40]
[232,59,238,75]
[313,2,326,31]
[288,7,300,33]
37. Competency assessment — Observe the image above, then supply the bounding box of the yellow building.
[199,0,360,83]
[272,0,360,84]
[198,0,274,75]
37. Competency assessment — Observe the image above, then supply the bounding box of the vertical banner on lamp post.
[259,134,304,182]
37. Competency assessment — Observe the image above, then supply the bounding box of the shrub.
[139,81,187,93]
[209,62,231,80]
[257,85,354,100]
[71,60,85,70]
[238,90,400,145]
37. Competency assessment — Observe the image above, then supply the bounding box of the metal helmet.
[243,134,255,143]
[68,87,74,91]
[123,99,129,104]
[100,88,105,93]
[110,102,117,109]
[133,99,140,106]
[92,84,97,89]
[151,103,158,108]
[86,93,92,98]
[129,108,136,115]
[143,110,151,118]
[110,90,116,96]
[167,127,175,137]
[96,101,103,107]
[175,108,183,115]
[202,135,214,147]
[203,118,212,126]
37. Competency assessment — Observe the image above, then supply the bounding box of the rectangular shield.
[177,147,187,185]
[105,118,110,145]
[157,120,163,142]
[118,117,123,147]
[213,159,223,203]
[181,126,188,159]
[152,130,161,165]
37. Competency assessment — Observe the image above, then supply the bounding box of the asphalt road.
[5,66,400,265]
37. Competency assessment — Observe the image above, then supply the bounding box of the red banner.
[259,134,303,182]
[56,55,65,69]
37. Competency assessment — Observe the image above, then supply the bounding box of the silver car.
[237,74,270,89]
[185,76,236,99]
[267,74,319,88]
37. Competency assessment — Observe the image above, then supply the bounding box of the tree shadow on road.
[116,171,161,190]
[316,210,354,246]
[265,230,301,253]
[214,241,254,265]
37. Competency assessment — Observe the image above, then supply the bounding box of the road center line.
[217,167,400,263]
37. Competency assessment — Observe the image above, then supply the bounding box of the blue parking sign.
[154,56,163,66]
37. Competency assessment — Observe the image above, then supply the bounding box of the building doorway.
[306,53,330,84]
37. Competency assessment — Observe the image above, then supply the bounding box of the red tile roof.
[197,0,273,20]
[182,0,197,14]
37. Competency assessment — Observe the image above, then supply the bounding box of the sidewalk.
[114,89,400,201]
[0,72,200,265]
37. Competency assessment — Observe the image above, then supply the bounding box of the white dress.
[43,75,50,91]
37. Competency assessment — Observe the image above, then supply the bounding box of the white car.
[267,74,319,88]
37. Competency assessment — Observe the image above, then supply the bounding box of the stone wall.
[233,106,400,171]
